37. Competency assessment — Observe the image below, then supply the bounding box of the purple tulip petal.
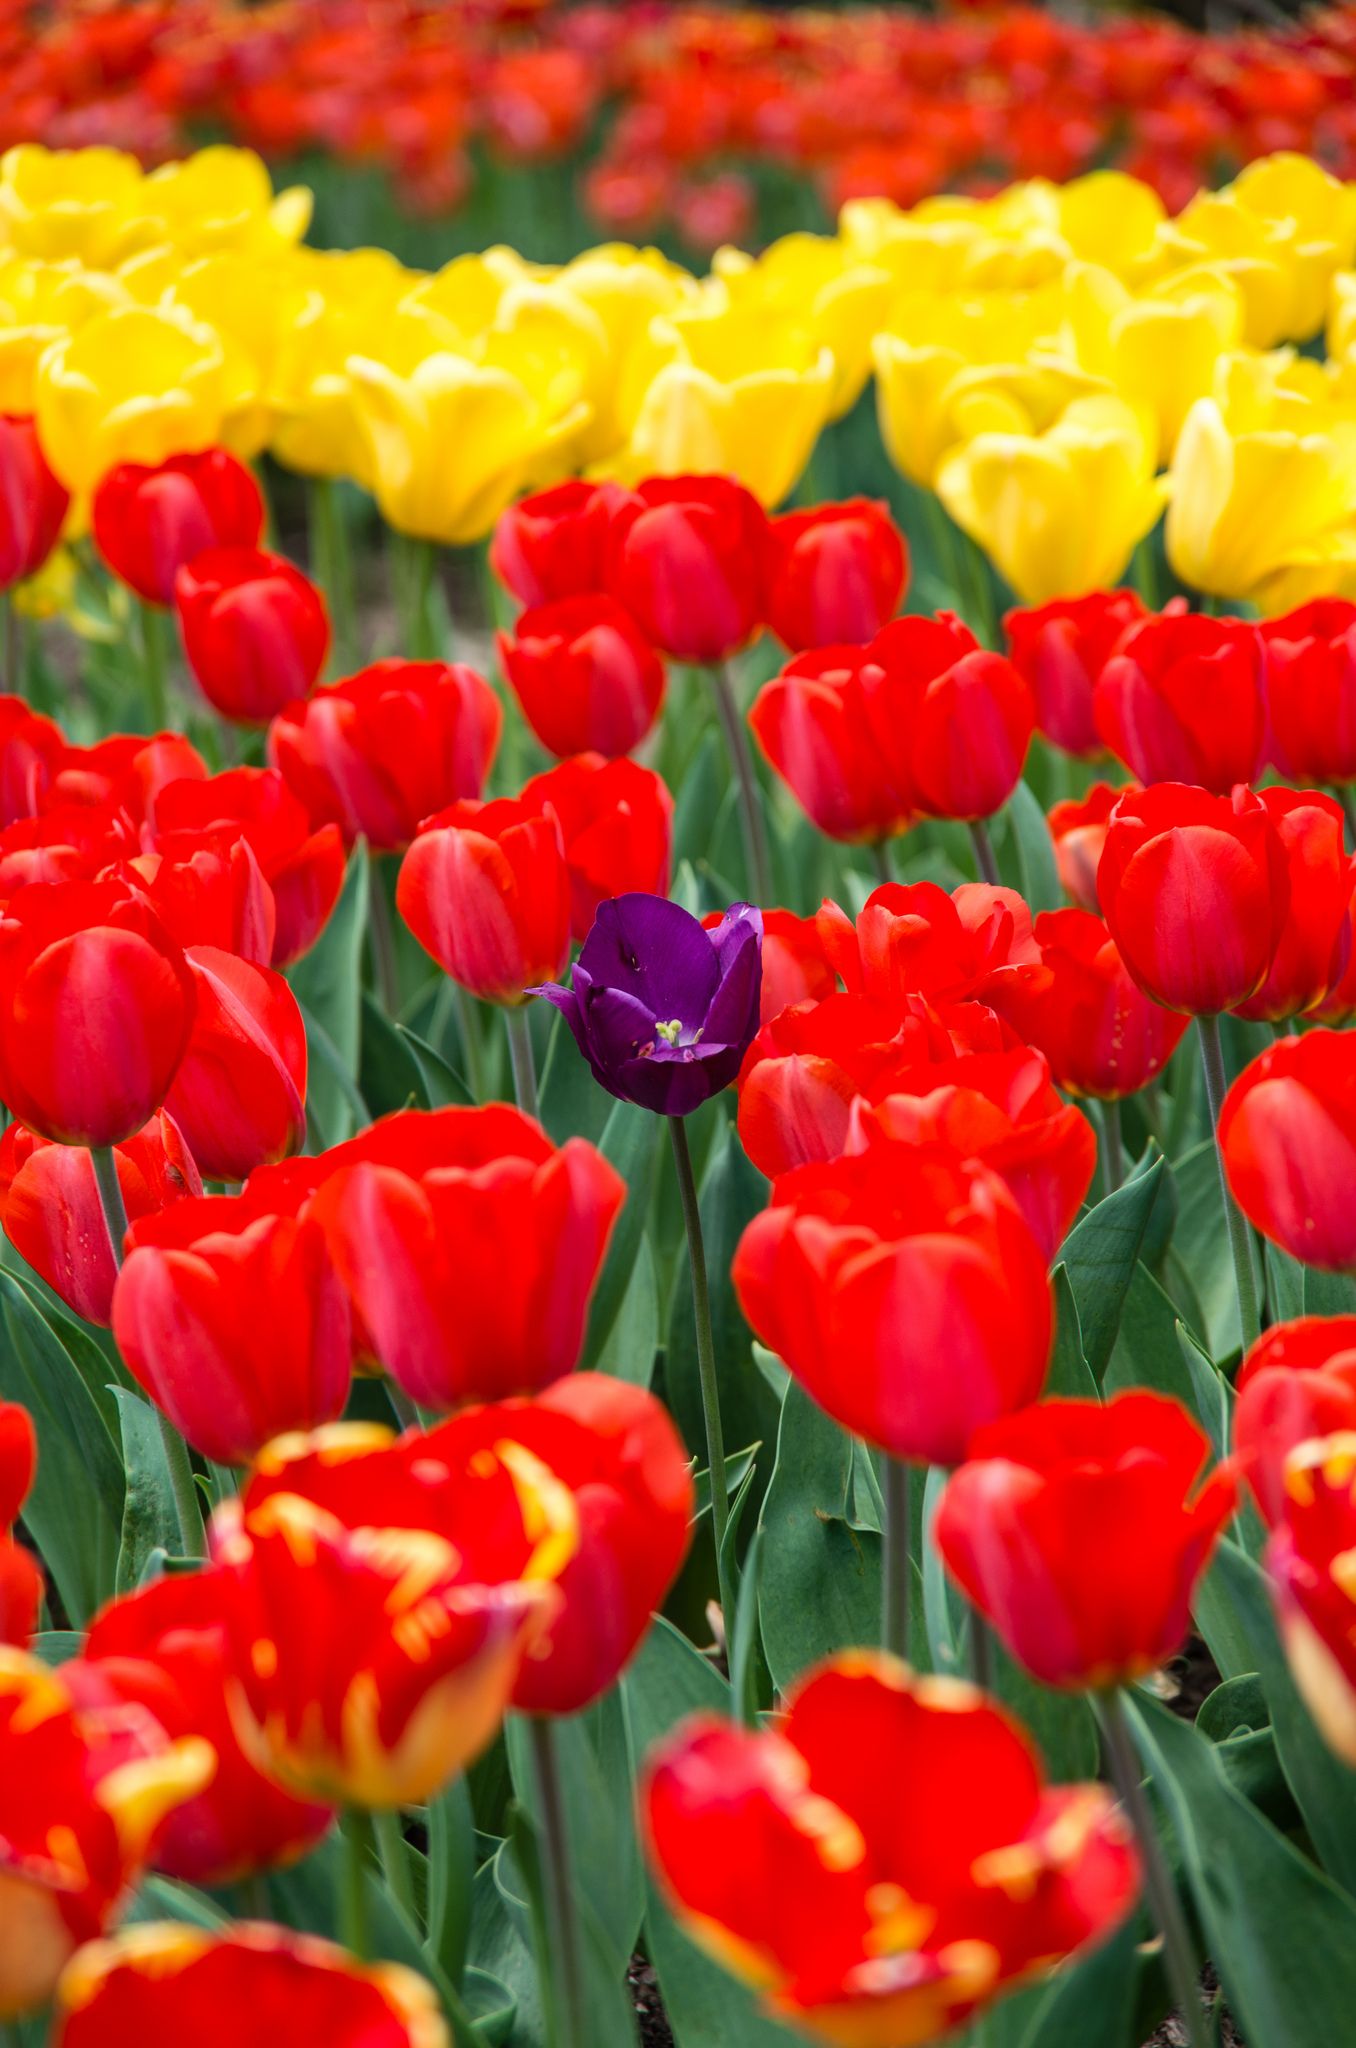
[576,894,720,1031]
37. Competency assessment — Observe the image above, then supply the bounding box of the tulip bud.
[0,1401,35,1528]
[1220,1029,1356,1271]
[0,416,69,591]
[1094,610,1268,792]
[521,753,673,942]
[1048,781,1127,911]
[1232,789,1355,1023]
[175,546,329,725]
[0,695,63,826]
[1266,1432,1356,1766]
[490,478,622,607]
[1263,599,1356,785]
[396,796,571,1006]
[92,449,263,607]
[1235,1317,1356,1527]
[498,594,666,759]
[1005,589,1147,758]
[750,645,912,843]
[818,877,1037,1008]
[761,497,908,652]
[871,613,1035,822]
[165,946,307,1183]
[605,475,769,663]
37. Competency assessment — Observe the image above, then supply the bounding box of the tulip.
[268,658,502,855]
[0,1648,214,2020]
[749,644,913,843]
[1093,611,1268,792]
[871,613,1035,823]
[0,878,195,1147]
[733,1137,1051,1466]
[642,1652,1138,2044]
[0,1533,39,1648]
[1262,598,1356,784]
[1266,1432,1356,1765]
[91,449,263,607]
[1219,1030,1356,1271]
[1049,781,1127,912]
[498,594,666,759]
[34,303,234,494]
[1235,1317,1356,1527]
[52,1924,448,2048]
[1232,789,1355,1022]
[936,1392,1237,1688]
[0,415,69,591]
[48,731,207,828]
[1097,783,1290,1015]
[118,841,275,967]
[305,1103,624,1408]
[0,1113,201,1326]
[520,753,673,943]
[1005,590,1147,759]
[175,546,330,725]
[209,1423,564,1806]
[0,1401,34,1528]
[0,1400,39,1647]
[726,905,838,1025]
[0,798,136,894]
[986,908,1190,1099]
[818,878,1037,1009]
[536,895,763,1118]
[603,475,769,664]
[0,695,63,825]
[490,478,622,607]
[164,947,307,1183]
[761,498,908,652]
[396,796,572,1005]
[71,1569,334,1885]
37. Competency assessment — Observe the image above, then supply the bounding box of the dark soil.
[629,1956,675,2048]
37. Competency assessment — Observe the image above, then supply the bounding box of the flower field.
[5,5,1356,2048]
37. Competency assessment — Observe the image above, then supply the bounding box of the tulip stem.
[1196,1015,1261,1351]
[872,840,894,888]
[881,1455,911,1659]
[1098,1099,1124,1195]
[709,662,772,905]
[506,1006,540,1122]
[340,1808,374,1961]
[1096,1690,1210,2048]
[90,1145,206,1558]
[367,853,401,1015]
[137,600,170,733]
[309,476,359,673]
[669,1116,736,1631]
[527,1717,587,2048]
[373,1806,418,1923]
[969,1606,994,1692]
[968,818,1000,888]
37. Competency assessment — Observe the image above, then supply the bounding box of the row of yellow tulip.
[5,140,1356,608]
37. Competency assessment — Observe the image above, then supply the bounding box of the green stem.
[969,1606,994,1692]
[310,476,359,673]
[386,1381,422,1433]
[1196,1015,1261,1351]
[340,1809,374,1961]
[669,1116,736,1629]
[451,982,487,1102]
[397,534,441,661]
[709,662,772,905]
[367,852,401,1015]
[138,600,170,731]
[1098,1098,1124,1195]
[1339,783,1356,854]
[968,817,1000,888]
[374,1806,418,1922]
[872,840,894,889]
[881,1455,911,1658]
[1096,1691,1210,2048]
[505,1006,540,1121]
[528,1717,587,2048]
[91,1146,205,1558]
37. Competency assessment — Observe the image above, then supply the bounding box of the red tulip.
[0,1536,39,1647]
[175,546,329,725]
[1230,788,1356,1022]
[499,594,665,759]
[0,798,134,893]
[716,904,837,1024]
[0,415,70,591]
[396,796,571,1005]
[91,449,263,607]
[761,497,908,652]
[164,946,307,1183]
[1048,781,1127,911]
[642,1652,1138,2044]
[1266,1431,1356,1764]
[733,1137,1051,1465]
[0,1113,201,1325]
[750,644,913,843]
[937,1392,1237,1688]
[306,1103,625,1408]
[490,479,622,608]
[521,752,672,943]
[1262,598,1356,784]
[1093,611,1267,792]
[1005,589,1147,758]
[47,731,207,829]
[818,878,1037,1008]
[871,613,1034,821]
[1219,1030,1356,1270]
[0,1401,35,1528]
[1097,782,1290,1014]
[605,475,769,663]
[118,840,275,965]
[1235,1316,1356,1526]
[0,878,195,1147]
[268,658,502,854]
[0,1401,39,1647]
[0,695,64,826]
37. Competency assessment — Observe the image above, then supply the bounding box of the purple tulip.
[534,894,763,1116]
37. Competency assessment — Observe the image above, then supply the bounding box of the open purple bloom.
[534,894,763,1116]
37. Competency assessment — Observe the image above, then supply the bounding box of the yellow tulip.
[550,244,700,462]
[1330,269,1356,361]
[0,144,143,266]
[0,255,128,414]
[1051,262,1243,459]
[267,248,415,482]
[33,302,235,492]
[937,393,1169,604]
[117,147,312,260]
[712,232,895,417]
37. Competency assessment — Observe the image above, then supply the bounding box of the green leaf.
[758,1383,883,1690]
[592,1235,660,1387]
[644,1876,803,2048]
[1048,1265,1098,1400]
[111,1388,182,1596]
[538,1006,612,1147]
[289,846,369,1145]
[580,1100,659,1371]
[360,988,428,1116]
[398,1024,474,1109]
[623,1614,729,1760]
[1005,777,1061,914]
[505,1703,644,1977]
[1304,1266,1356,1318]
[1170,1139,1238,1362]
[1062,1159,1166,1381]
[1014,1913,1141,2048]
[426,1775,476,1992]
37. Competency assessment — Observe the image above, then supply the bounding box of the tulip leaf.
[426,1774,476,1993]
[505,1702,644,1978]
[397,1023,474,1109]
[539,1006,613,1147]
[359,988,429,1115]
[127,1875,231,1930]
[496,1824,639,2048]
[1169,1139,1239,1362]
[289,846,369,1147]
[1003,778,1061,914]
[469,1859,546,2048]
[1062,1158,1165,1380]
[623,1615,730,1761]
[1126,1690,1356,2048]
[644,1876,805,2048]
[111,1387,184,1596]
[1048,1264,1098,1401]
[1303,1266,1356,1318]
[581,1099,660,1372]
[1101,1260,1200,1415]
[1013,1912,1142,2048]
[593,1234,660,1387]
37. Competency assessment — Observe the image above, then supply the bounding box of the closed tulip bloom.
[733,1138,1051,1466]
[1263,599,1356,784]
[398,796,571,1006]
[112,1191,351,1465]
[0,1535,39,1649]
[1049,782,1127,912]
[48,732,207,830]
[0,1113,201,1326]
[91,450,263,607]
[818,879,1037,1009]
[1219,1030,1356,1271]
[175,547,329,725]
[52,1925,448,2048]
[750,644,913,843]
[0,879,195,1147]
[0,695,63,826]
[0,1402,35,1528]
[0,415,69,591]
[986,908,1190,1099]
[872,614,1035,822]
[1235,1317,1356,1527]
[209,1423,566,1806]
[642,1653,1138,2045]
[0,1649,214,2021]
[1097,783,1290,1014]
[499,594,666,760]
[1005,590,1147,759]
[761,498,908,652]
[1266,1433,1356,1765]
[433,1375,693,1714]
[0,799,136,894]
[521,753,672,943]
[269,659,502,855]
[0,1402,39,1647]
[70,1570,334,1886]
[604,475,768,663]
[490,479,622,607]
[307,1103,624,1407]
[537,895,763,1117]
[118,841,276,968]
[936,1393,1237,1689]
[1093,611,1268,793]
[726,905,838,1024]
[1233,789,1355,1022]
[164,947,307,1184]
